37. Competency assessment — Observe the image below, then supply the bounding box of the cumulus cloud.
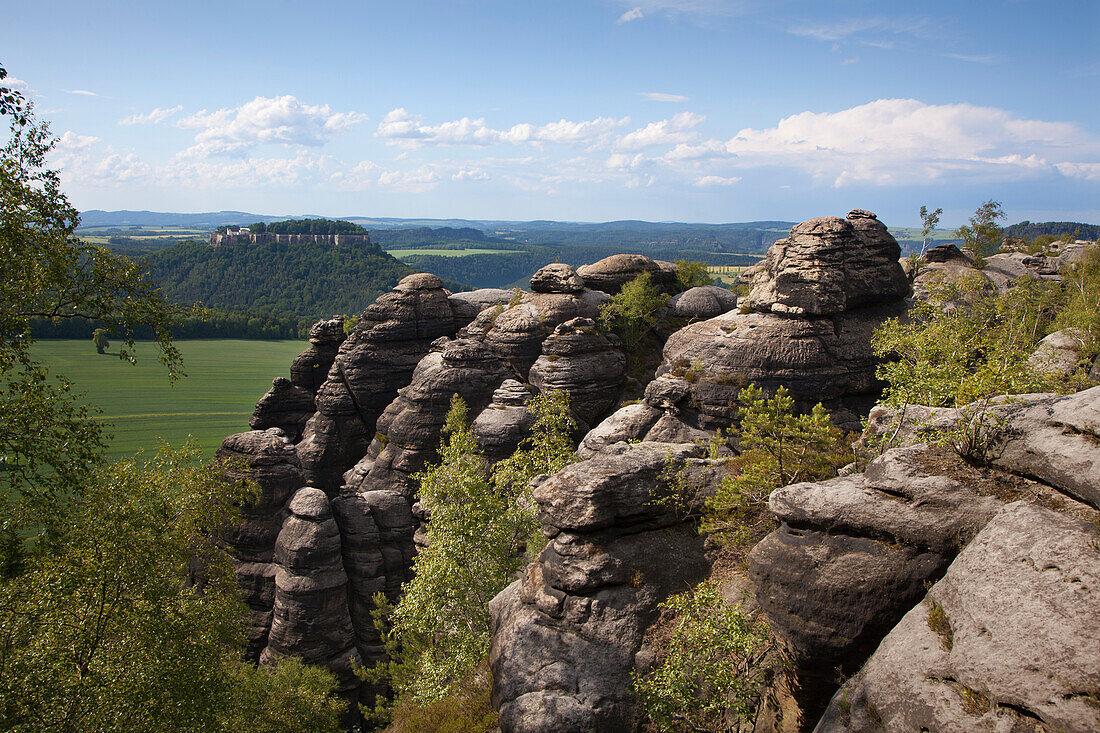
[164,151,335,188]
[618,7,644,22]
[694,175,741,186]
[638,92,689,102]
[2,76,30,92]
[176,95,367,158]
[452,167,490,182]
[617,111,705,149]
[375,108,629,148]
[119,105,183,126]
[50,131,153,185]
[722,98,1099,185]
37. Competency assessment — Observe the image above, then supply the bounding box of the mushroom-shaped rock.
[577,254,674,295]
[745,211,909,316]
[471,379,536,459]
[530,263,585,293]
[261,487,362,698]
[667,285,739,319]
[250,377,316,441]
[528,317,625,430]
[448,288,515,328]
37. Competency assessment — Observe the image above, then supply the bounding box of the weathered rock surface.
[216,428,306,660]
[667,284,739,320]
[471,379,536,459]
[249,377,317,441]
[1029,328,1087,377]
[530,263,585,294]
[816,502,1100,733]
[490,443,723,733]
[983,251,1060,292]
[449,288,515,328]
[261,488,362,698]
[745,211,909,316]
[345,338,509,498]
[290,316,346,394]
[528,318,625,431]
[297,274,459,490]
[466,289,609,378]
[576,254,676,295]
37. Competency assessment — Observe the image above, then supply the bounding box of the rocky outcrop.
[528,318,625,431]
[660,211,909,432]
[261,488,363,706]
[216,429,306,660]
[530,263,585,294]
[297,274,460,490]
[816,501,1100,733]
[471,379,536,460]
[983,251,1061,292]
[343,338,510,498]
[290,316,346,395]
[1029,328,1087,378]
[576,254,677,295]
[449,288,515,328]
[250,377,317,441]
[490,443,723,733]
[667,285,739,320]
[466,289,609,379]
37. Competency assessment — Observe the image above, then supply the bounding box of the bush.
[633,581,777,732]
[673,260,712,292]
[597,272,668,349]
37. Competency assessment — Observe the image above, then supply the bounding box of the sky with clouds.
[3,0,1098,227]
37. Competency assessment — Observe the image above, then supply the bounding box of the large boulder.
[448,288,515,328]
[490,443,723,732]
[816,502,1100,733]
[530,263,585,294]
[667,285,739,320]
[296,274,459,490]
[471,379,536,460]
[577,254,676,295]
[528,318,626,431]
[249,377,316,441]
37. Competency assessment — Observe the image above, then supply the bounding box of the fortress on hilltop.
[209,225,371,248]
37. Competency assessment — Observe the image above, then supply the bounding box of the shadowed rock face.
[528,317,626,431]
[471,379,536,460]
[250,377,316,442]
[215,428,305,660]
[296,274,460,491]
[577,254,677,295]
[490,443,723,733]
[290,316,346,395]
[667,285,739,320]
[660,210,910,432]
[816,502,1100,733]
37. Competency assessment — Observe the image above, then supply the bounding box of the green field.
[384,248,524,257]
[32,339,307,461]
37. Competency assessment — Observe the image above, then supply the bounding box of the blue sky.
[3,0,1098,227]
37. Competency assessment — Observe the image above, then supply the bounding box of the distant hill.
[1004,221,1100,241]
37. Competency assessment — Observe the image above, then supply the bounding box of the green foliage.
[703,385,851,541]
[216,218,367,236]
[1054,244,1100,361]
[954,199,1006,266]
[0,445,344,733]
[633,581,776,732]
[92,328,109,354]
[598,271,669,349]
[1004,220,1100,242]
[379,391,576,704]
[919,205,942,256]
[674,259,712,292]
[872,274,1062,410]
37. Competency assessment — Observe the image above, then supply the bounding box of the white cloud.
[1055,162,1100,181]
[452,168,490,182]
[606,152,647,170]
[56,131,100,150]
[619,7,644,22]
[789,16,936,43]
[176,95,367,157]
[375,108,629,148]
[723,98,1099,185]
[617,111,705,149]
[164,151,335,188]
[638,92,689,102]
[2,76,29,92]
[614,1,756,19]
[119,105,183,126]
[663,139,728,160]
[694,175,741,186]
[63,89,98,97]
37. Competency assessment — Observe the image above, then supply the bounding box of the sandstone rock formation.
[530,263,585,294]
[290,316,346,395]
[297,274,460,490]
[490,443,723,732]
[576,254,677,295]
[448,288,515,328]
[816,501,1100,733]
[528,317,625,431]
[471,379,536,460]
[249,377,317,441]
[667,284,739,320]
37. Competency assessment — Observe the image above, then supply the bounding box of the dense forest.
[1003,220,1100,241]
[219,219,369,235]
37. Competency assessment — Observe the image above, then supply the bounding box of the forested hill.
[1003,221,1100,241]
[140,239,416,317]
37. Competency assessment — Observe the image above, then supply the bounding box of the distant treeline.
[372,227,492,247]
[1004,221,1100,242]
[31,309,310,341]
[216,218,368,236]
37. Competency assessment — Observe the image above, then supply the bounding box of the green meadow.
[32,339,307,461]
